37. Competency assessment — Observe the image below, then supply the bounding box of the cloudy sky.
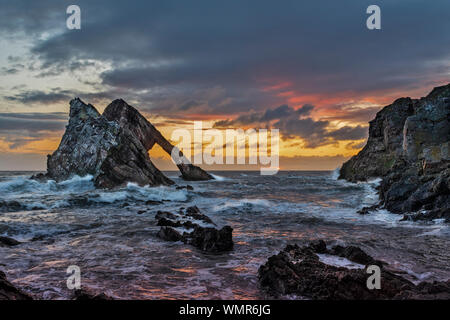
[0,0,449,170]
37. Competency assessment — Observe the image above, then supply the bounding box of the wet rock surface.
[339,84,450,221]
[35,98,212,188]
[0,200,25,213]
[155,206,233,253]
[176,185,194,191]
[258,241,450,299]
[0,236,21,247]
[0,271,33,300]
[72,288,114,300]
[356,205,379,215]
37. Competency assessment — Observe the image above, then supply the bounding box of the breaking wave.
[212,198,272,212]
[0,175,188,212]
[210,174,227,181]
[330,167,341,180]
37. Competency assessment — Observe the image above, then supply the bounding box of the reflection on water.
[0,171,449,299]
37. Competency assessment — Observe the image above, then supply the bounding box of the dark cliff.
[339,84,450,221]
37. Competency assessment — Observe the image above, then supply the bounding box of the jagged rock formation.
[258,241,450,299]
[39,98,212,188]
[0,271,33,300]
[339,84,450,221]
[103,99,213,182]
[155,206,234,253]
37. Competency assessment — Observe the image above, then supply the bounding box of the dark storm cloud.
[276,118,367,148]
[4,88,120,106]
[0,112,67,148]
[214,104,368,148]
[276,117,331,148]
[261,104,314,121]
[0,0,67,36]
[214,104,313,127]
[5,90,72,104]
[0,112,67,120]
[0,113,67,149]
[1,0,449,114]
[321,105,381,124]
[326,125,367,141]
[177,100,202,111]
[0,113,66,132]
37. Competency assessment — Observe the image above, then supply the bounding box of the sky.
[0,0,449,171]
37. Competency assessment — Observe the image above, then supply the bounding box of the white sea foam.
[210,174,227,181]
[0,174,95,195]
[212,198,271,212]
[330,167,341,180]
[57,174,95,190]
[84,184,189,204]
[317,254,365,269]
[0,174,188,211]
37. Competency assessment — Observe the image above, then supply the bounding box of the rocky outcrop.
[258,241,450,300]
[38,98,212,188]
[103,99,213,182]
[339,84,450,221]
[155,206,233,253]
[0,236,21,247]
[0,271,33,300]
[72,288,114,300]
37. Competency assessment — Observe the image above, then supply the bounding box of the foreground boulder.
[339,84,450,221]
[258,241,450,300]
[37,98,212,188]
[0,271,33,300]
[155,206,233,253]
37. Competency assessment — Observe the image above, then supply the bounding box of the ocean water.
[0,170,449,299]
